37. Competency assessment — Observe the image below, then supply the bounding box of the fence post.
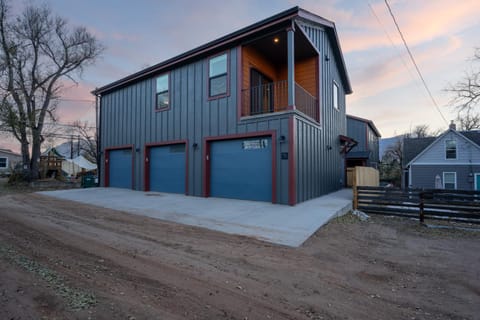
[419,191,425,224]
[353,186,358,210]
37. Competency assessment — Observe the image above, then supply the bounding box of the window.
[156,74,169,110]
[443,172,456,190]
[209,53,228,97]
[0,157,7,168]
[445,139,456,159]
[333,81,339,110]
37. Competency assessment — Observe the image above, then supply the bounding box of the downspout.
[95,92,102,186]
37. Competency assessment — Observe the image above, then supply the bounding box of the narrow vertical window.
[445,139,456,159]
[209,53,228,97]
[156,74,169,110]
[443,172,456,189]
[333,81,339,110]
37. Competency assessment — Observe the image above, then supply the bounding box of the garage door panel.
[109,149,132,189]
[149,144,185,193]
[210,137,272,202]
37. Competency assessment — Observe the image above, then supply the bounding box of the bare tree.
[456,109,480,131]
[0,0,103,180]
[71,120,97,163]
[446,48,480,113]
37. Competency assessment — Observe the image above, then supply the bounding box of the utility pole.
[70,135,74,159]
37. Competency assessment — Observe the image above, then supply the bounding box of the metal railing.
[241,80,318,121]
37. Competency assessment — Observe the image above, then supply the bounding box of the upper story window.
[156,74,169,110]
[0,157,7,168]
[333,81,339,110]
[445,139,456,159]
[209,53,228,98]
[443,172,456,190]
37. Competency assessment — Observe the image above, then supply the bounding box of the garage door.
[108,148,132,189]
[210,137,272,201]
[149,144,186,193]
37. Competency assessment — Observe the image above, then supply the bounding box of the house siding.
[413,131,480,164]
[347,118,366,151]
[101,48,292,204]
[410,164,480,190]
[295,22,346,203]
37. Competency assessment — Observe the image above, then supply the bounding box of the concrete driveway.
[38,188,352,247]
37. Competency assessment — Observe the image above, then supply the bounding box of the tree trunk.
[30,129,42,180]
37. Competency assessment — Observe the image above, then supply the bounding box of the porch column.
[287,25,295,108]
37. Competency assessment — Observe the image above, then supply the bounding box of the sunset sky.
[3,0,480,152]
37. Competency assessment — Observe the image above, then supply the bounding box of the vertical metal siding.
[295,22,347,202]
[100,48,291,203]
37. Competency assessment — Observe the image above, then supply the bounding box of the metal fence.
[353,186,480,224]
[242,81,318,120]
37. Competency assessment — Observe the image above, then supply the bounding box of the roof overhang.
[92,6,352,96]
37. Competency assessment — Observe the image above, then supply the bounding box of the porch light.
[273,37,279,44]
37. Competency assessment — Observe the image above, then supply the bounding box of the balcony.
[240,28,320,122]
[241,80,318,120]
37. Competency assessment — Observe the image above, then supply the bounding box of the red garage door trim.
[104,144,135,189]
[202,130,277,204]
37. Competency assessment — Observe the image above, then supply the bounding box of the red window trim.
[207,51,230,100]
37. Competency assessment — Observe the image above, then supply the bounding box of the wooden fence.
[346,166,379,188]
[353,186,480,224]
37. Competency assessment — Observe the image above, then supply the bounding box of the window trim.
[0,157,7,169]
[443,172,456,190]
[333,80,339,111]
[155,72,170,112]
[207,51,230,100]
[445,139,457,160]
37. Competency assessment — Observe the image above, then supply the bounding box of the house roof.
[402,136,436,166]
[461,130,480,147]
[405,129,480,167]
[346,114,381,137]
[92,6,352,96]
[0,148,21,157]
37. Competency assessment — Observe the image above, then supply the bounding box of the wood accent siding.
[294,56,318,97]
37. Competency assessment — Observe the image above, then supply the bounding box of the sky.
[2,0,480,153]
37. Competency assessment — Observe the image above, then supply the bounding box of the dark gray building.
[346,115,381,168]
[403,125,480,191]
[93,7,352,205]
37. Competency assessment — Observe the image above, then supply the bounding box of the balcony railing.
[242,80,318,121]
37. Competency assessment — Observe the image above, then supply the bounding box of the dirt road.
[0,192,479,319]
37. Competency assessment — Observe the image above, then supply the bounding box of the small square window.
[0,157,7,168]
[209,53,228,98]
[445,139,456,159]
[333,81,339,110]
[156,74,169,110]
[443,172,456,190]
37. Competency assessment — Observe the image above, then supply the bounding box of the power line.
[384,0,449,125]
[367,3,417,83]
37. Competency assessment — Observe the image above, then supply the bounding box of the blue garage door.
[109,148,132,189]
[149,144,185,193]
[476,174,480,191]
[210,137,272,201]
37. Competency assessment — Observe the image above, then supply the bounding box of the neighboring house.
[93,7,352,205]
[0,148,22,176]
[403,123,480,191]
[346,115,381,168]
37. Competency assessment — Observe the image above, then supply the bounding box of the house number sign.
[242,139,268,150]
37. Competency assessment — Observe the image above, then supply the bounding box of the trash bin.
[81,175,97,188]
